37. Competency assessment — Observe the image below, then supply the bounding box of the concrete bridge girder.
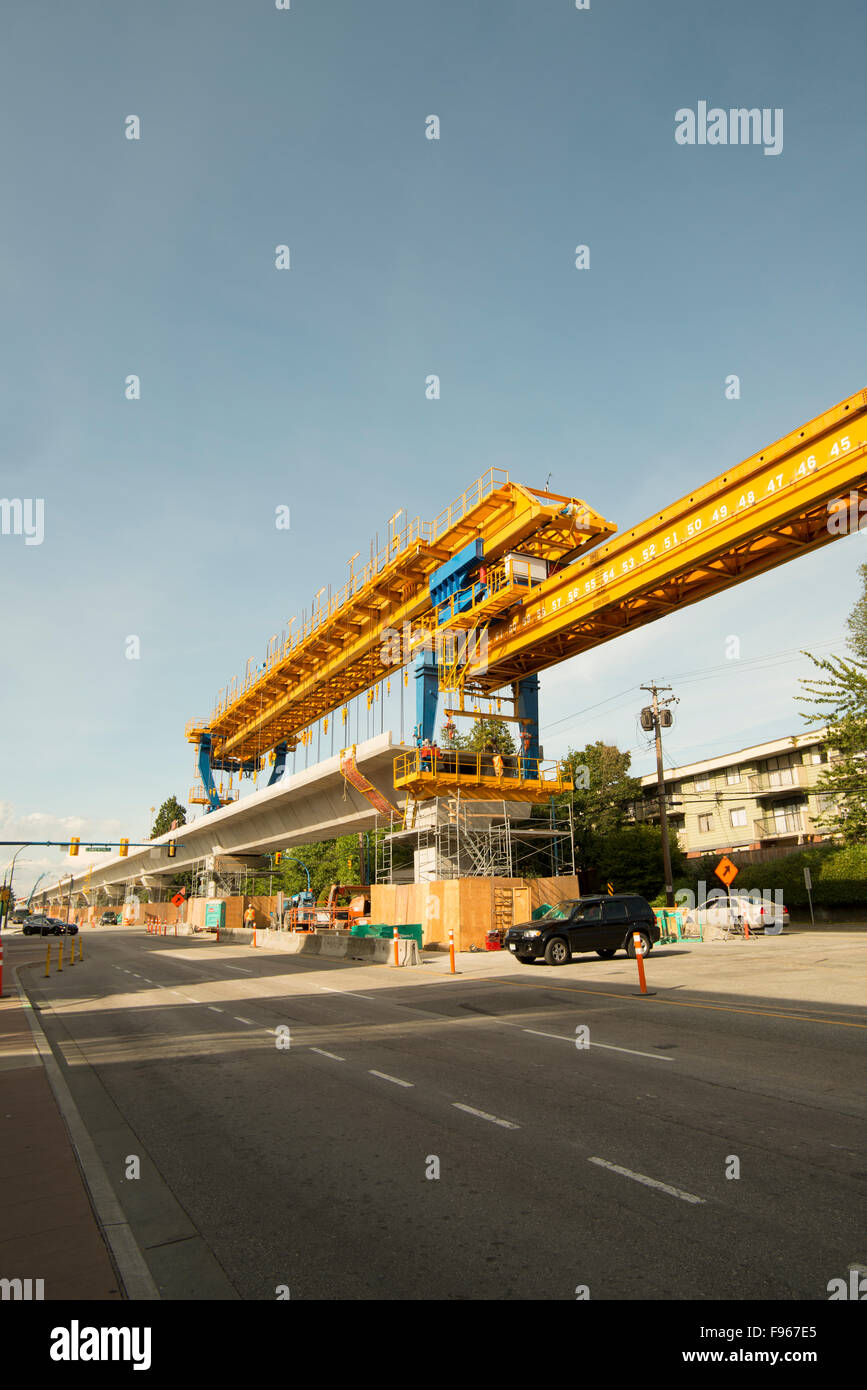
[41,735,411,900]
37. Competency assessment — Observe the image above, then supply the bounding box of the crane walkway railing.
[394,750,572,803]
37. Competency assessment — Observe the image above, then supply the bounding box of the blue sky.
[2,0,866,893]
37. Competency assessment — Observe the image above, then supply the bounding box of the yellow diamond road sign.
[715,855,738,888]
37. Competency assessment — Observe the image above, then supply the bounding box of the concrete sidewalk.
[0,934,122,1300]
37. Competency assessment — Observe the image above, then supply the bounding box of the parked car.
[505,894,660,966]
[99,911,119,925]
[682,895,789,935]
[22,915,53,935]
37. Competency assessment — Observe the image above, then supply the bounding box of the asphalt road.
[15,928,866,1300]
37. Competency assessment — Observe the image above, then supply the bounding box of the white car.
[683,894,788,935]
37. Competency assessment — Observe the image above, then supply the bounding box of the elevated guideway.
[187,388,867,803]
[40,735,413,901]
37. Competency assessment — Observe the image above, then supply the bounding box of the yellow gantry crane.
[188,389,867,809]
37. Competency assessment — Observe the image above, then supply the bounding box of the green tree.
[558,741,642,872]
[440,716,516,754]
[799,562,867,842]
[150,796,187,840]
[256,835,372,901]
[596,824,683,899]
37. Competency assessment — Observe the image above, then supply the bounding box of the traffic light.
[69,836,80,856]
[274,852,282,865]
[167,841,177,859]
[119,838,129,857]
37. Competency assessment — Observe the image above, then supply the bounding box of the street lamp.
[283,855,311,893]
[1,845,29,930]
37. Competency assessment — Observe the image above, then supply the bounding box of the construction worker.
[420,738,433,772]
[243,904,255,932]
[493,751,505,779]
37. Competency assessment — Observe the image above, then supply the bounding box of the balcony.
[753,812,804,840]
[748,764,822,796]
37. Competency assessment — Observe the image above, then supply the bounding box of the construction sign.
[171,890,186,907]
[714,855,739,888]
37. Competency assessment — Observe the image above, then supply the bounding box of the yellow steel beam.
[194,474,611,762]
[189,390,867,764]
[471,389,867,688]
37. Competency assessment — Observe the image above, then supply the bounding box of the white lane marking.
[225,965,252,973]
[129,973,141,978]
[311,1048,345,1061]
[234,1017,255,1026]
[141,979,154,985]
[317,985,376,1002]
[170,990,186,997]
[588,1156,705,1205]
[452,1103,519,1130]
[522,1028,674,1061]
[369,1070,414,1088]
[208,1006,224,1013]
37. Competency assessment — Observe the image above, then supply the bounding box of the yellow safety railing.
[436,554,544,628]
[196,468,513,735]
[188,785,239,805]
[394,749,572,794]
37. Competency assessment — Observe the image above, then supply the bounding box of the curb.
[14,968,160,1301]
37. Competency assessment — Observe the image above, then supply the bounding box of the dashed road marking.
[523,1028,674,1060]
[208,1006,224,1013]
[452,1103,519,1130]
[311,1048,345,1061]
[225,966,252,974]
[318,985,376,1002]
[369,1070,413,1088]
[500,977,867,1029]
[234,1017,255,1025]
[588,1156,705,1204]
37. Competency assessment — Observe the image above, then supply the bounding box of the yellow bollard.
[44,946,51,978]
[57,941,63,972]
[78,935,83,961]
[68,933,75,966]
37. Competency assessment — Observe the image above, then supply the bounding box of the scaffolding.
[190,861,252,899]
[376,796,575,884]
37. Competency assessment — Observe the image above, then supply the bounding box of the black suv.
[505,895,659,966]
[22,915,55,936]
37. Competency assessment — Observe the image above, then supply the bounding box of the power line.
[541,634,846,741]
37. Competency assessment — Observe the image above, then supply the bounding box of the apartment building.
[633,729,837,858]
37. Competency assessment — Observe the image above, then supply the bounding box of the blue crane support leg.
[414,648,439,746]
[514,675,540,778]
[268,743,288,784]
[196,735,223,813]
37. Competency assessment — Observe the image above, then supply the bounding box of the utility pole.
[640,683,679,908]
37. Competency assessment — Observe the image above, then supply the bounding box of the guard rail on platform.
[393,749,572,803]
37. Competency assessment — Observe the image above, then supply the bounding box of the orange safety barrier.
[632,931,648,995]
